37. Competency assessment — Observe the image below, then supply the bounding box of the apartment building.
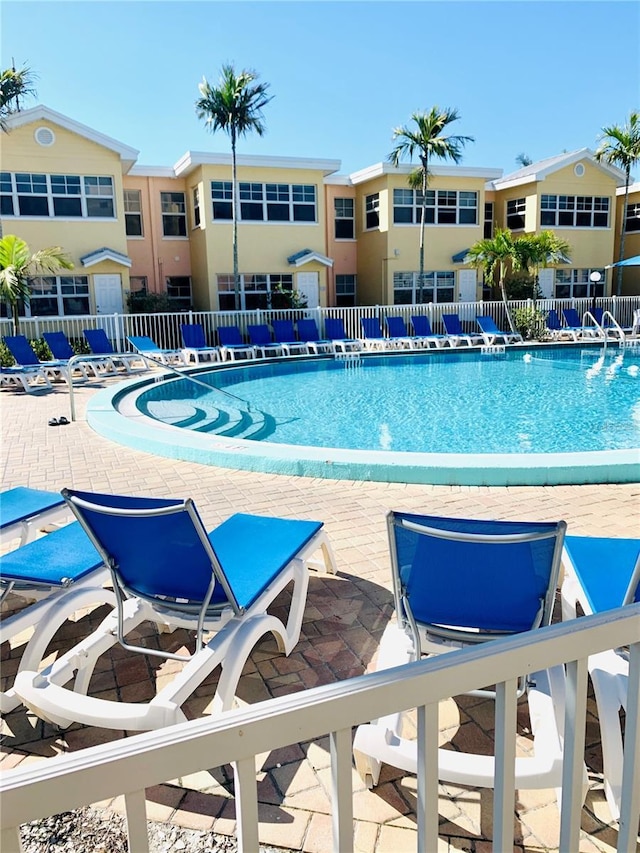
[1,105,636,320]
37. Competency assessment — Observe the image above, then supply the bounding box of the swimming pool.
[87,344,640,486]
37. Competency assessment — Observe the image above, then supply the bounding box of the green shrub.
[127,292,176,313]
[512,307,548,341]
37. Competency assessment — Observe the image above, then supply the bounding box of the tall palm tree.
[466,228,519,332]
[514,230,571,298]
[389,107,473,302]
[0,64,37,131]
[0,235,73,333]
[195,64,272,310]
[595,111,640,296]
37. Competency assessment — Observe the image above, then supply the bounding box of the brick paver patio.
[1,374,637,852]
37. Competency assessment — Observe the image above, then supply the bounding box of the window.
[484,202,494,238]
[129,276,147,295]
[541,195,609,228]
[506,198,526,230]
[161,191,187,237]
[216,273,294,311]
[0,172,115,219]
[334,198,355,239]
[335,274,356,306]
[554,268,605,299]
[166,276,191,309]
[28,275,90,316]
[192,186,201,228]
[393,271,455,304]
[625,202,640,232]
[365,193,380,229]
[392,189,477,225]
[124,190,143,236]
[210,181,316,223]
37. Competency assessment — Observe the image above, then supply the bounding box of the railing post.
[234,757,259,853]
[493,678,517,852]
[559,657,589,852]
[618,641,640,853]
[330,728,353,853]
[124,789,149,853]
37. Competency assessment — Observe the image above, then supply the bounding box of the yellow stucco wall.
[613,187,640,295]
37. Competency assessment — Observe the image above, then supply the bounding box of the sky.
[2,0,639,179]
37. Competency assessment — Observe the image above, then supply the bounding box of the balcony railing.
[1,605,638,853]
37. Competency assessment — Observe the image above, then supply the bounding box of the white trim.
[617,181,640,196]
[288,251,333,268]
[4,105,139,172]
[324,175,354,186]
[80,249,132,269]
[491,149,626,191]
[175,151,341,178]
[127,166,177,178]
[349,162,503,185]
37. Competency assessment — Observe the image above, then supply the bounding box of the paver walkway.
[1,375,638,852]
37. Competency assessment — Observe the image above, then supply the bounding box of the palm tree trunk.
[616,169,630,297]
[231,128,240,311]
[418,157,427,303]
[499,261,517,334]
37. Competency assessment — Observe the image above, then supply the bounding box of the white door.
[94,274,124,314]
[457,269,477,319]
[297,272,320,308]
[538,268,554,298]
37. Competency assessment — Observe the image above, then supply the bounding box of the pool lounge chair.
[441,314,484,347]
[361,317,395,351]
[43,331,107,378]
[272,319,310,356]
[476,315,523,345]
[127,335,187,367]
[1,520,114,713]
[247,324,287,358]
[217,325,256,361]
[180,323,220,363]
[83,328,144,373]
[545,308,578,341]
[353,511,575,802]
[324,318,363,353]
[14,489,337,731]
[410,315,451,348]
[562,308,600,339]
[0,365,52,393]
[4,335,79,384]
[561,535,640,820]
[385,316,421,349]
[0,486,71,548]
[296,318,335,354]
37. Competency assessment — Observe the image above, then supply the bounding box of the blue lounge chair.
[83,328,144,373]
[0,365,51,393]
[296,318,335,354]
[180,323,220,363]
[0,486,70,547]
[127,335,187,367]
[476,315,522,345]
[4,334,77,384]
[545,308,576,341]
[561,535,640,820]
[354,511,571,798]
[1,520,113,713]
[217,325,256,361]
[272,319,310,356]
[385,316,419,349]
[442,314,484,347]
[14,489,337,731]
[324,318,363,352]
[361,317,392,350]
[43,331,108,378]
[247,324,286,358]
[410,315,451,348]
[562,308,599,339]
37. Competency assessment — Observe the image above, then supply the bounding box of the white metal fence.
[1,296,639,353]
[1,605,638,853]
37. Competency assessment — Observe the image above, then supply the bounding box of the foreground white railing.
[1,606,638,853]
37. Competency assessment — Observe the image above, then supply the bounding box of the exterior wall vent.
[34,126,55,147]
[574,163,585,177]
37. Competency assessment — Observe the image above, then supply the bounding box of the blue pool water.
[137,346,640,456]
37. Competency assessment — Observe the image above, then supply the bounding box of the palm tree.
[195,64,272,310]
[466,228,519,332]
[0,235,73,333]
[595,111,640,296]
[514,231,571,298]
[389,107,473,302]
[0,64,37,131]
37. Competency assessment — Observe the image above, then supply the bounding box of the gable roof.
[80,247,132,269]
[490,148,626,191]
[287,249,333,268]
[3,105,139,172]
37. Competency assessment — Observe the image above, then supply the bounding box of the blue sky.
[3,1,639,177]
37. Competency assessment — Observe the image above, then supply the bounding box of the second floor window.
[193,187,201,227]
[334,198,354,239]
[541,195,610,228]
[506,198,526,230]
[124,190,143,236]
[392,189,478,225]
[0,172,114,218]
[211,181,316,222]
[161,191,187,237]
[365,193,380,229]
[625,202,640,232]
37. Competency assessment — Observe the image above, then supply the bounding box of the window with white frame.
[506,198,526,230]
[554,268,605,299]
[335,274,356,306]
[365,193,380,229]
[392,189,478,225]
[28,275,90,316]
[0,172,115,218]
[160,191,187,237]
[393,270,455,304]
[216,273,294,311]
[484,202,494,238]
[625,202,640,232]
[540,195,610,228]
[210,181,316,222]
[124,189,143,236]
[192,186,201,228]
[334,198,355,239]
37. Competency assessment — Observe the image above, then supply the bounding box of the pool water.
[138,346,640,456]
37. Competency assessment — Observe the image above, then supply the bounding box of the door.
[297,272,320,308]
[94,274,124,314]
[538,269,554,298]
[457,269,477,319]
